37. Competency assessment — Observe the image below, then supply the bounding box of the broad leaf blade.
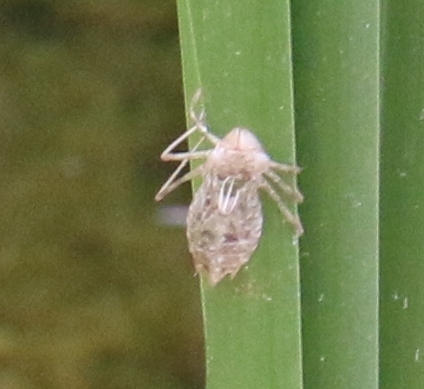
[177,1,303,388]
[380,1,424,387]
[291,2,380,388]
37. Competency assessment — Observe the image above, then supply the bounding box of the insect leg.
[156,88,220,200]
[188,88,220,145]
[160,123,218,162]
[155,164,203,201]
[155,135,207,201]
[261,180,304,236]
[270,161,302,174]
[160,125,209,161]
[265,170,304,203]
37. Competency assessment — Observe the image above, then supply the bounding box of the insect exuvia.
[155,89,304,286]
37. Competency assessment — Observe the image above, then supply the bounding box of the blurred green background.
[0,1,204,388]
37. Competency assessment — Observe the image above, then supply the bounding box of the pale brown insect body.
[187,167,263,286]
[155,90,303,286]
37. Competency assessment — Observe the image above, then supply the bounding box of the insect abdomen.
[186,176,263,285]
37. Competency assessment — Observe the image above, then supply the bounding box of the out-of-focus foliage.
[0,1,203,388]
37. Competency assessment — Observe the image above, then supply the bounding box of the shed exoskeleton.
[155,89,303,285]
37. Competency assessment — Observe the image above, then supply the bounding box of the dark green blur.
[0,1,203,388]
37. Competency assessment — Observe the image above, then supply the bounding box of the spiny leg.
[156,88,220,200]
[155,154,202,201]
[155,132,210,200]
[265,170,304,203]
[162,148,210,162]
[261,180,304,236]
[161,125,210,161]
[160,94,220,161]
[270,160,302,174]
[155,165,203,201]
[189,88,206,126]
[189,88,220,144]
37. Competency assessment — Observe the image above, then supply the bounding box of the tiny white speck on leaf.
[403,297,409,309]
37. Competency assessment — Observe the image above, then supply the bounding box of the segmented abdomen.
[186,174,263,285]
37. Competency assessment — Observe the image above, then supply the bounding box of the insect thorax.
[205,147,270,180]
[186,173,263,285]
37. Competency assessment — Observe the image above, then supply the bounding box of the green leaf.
[380,2,424,388]
[177,1,303,388]
[176,1,424,388]
[291,1,380,388]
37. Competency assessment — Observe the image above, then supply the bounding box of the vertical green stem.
[177,1,303,388]
[380,1,424,387]
[292,1,380,388]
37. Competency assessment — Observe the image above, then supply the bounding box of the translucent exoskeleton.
[155,89,304,286]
